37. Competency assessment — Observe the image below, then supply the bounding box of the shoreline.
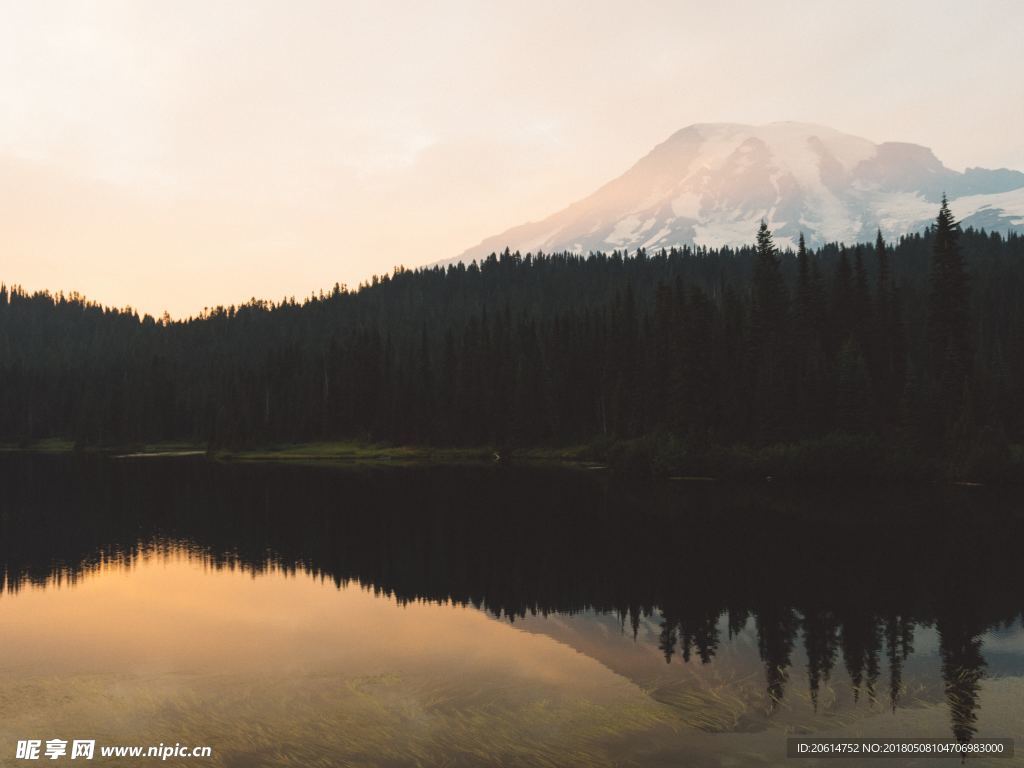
[4,435,1024,485]
[0,439,599,469]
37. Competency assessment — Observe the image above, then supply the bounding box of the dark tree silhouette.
[1,205,1021,481]
[927,195,973,417]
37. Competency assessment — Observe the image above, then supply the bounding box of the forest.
[2,199,1023,479]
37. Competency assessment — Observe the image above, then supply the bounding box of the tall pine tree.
[927,196,972,416]
[750,221,789,440]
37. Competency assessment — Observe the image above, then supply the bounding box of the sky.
[1,0,1022,318]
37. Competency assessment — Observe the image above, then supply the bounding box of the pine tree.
[4,222,1024,468]
[752,221,787,336]
[836,338,872,433]
[795,233,814,333]
[927,196,972,414]
[875,229,891,316]
[852,246,871,345]
[680,284,715,441]
[872,230,904,424]
[651,282,678,428]
[794,234,822,434]
[832,246,855,349]
[749,221,789,440]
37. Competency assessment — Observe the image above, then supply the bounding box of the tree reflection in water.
[2,454,1020,743]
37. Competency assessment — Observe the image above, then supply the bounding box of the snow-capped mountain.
[455,122,1024,259]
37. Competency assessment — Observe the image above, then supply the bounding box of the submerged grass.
[1,662,975,767]
[0,671,685,768]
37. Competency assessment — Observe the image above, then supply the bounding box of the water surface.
[1,455,1022,766]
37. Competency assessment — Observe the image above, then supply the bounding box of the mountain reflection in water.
[1,454,1022,765]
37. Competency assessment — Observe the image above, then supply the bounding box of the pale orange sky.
[1,0,1022,318]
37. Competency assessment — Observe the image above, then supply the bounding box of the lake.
[1,454,1022,766]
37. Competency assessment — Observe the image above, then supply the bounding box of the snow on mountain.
[453,122,1024,261]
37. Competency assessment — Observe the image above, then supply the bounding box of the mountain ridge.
[452,121,1024,261]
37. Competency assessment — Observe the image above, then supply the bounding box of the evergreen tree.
[749,221,789,440]
[832,246,855,349]
[1,205,1020,472]
[927,196,972,405]
[836,338,872,433]
[794,233,828,434]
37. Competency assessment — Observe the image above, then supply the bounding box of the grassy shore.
[217,441,493,466]
[5,434,1024,483]
[212,441,600,468]
[0,439,204,457]
[0,438,597,469]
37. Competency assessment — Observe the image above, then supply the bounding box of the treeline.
[1,200,1023,476]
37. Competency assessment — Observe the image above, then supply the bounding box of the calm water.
[1,455,1022,767]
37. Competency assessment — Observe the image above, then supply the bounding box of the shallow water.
[1,455,1022,766]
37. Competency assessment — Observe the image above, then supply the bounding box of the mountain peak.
[454,123,1024,261]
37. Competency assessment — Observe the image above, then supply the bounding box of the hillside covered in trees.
[2,200,1023,479]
